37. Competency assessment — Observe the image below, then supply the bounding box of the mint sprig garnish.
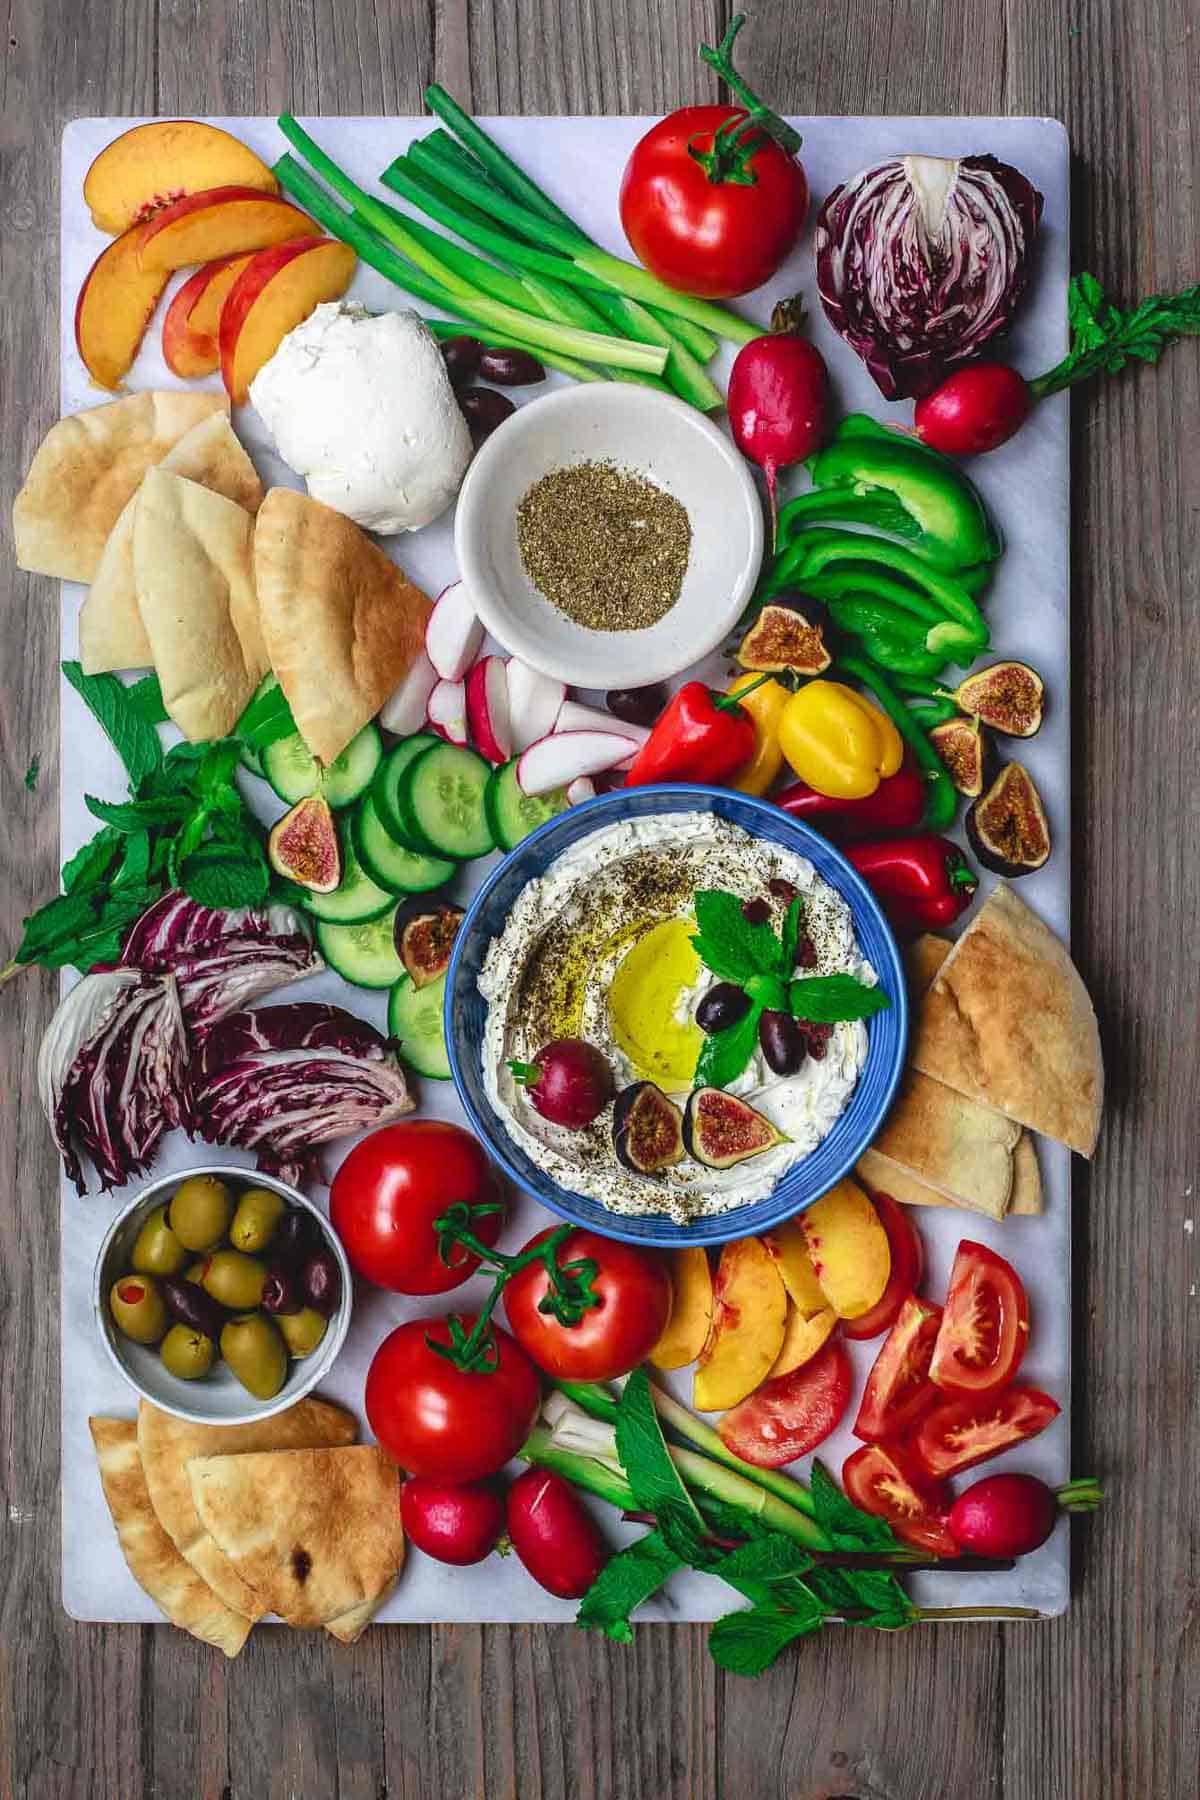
[789,974,889,1024]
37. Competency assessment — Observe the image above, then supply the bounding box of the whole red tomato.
[620,105,808,299]
[502,1227,672,1381]
[330,1121,504,1294]
[365,1315,541,1482]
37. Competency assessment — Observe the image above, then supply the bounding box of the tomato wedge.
[842,1443,959,1557]
[718,1338,852,1469]
[842,1193,925,1340]
[852,1294,941,1442]
[912,1387,1061,1480]
[929,1240,1029,1395]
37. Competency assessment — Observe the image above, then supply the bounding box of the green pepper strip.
[787,533,990,647]
[811,416,1003,568]
[838,654,959,832]
[823,598,950,679]
[784,568,947,629]
[775,489,923,546]
[908,698,961,728]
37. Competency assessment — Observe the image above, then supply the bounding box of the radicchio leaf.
[815,153,1044,398]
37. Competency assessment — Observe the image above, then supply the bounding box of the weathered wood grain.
[1,2,1198,1796]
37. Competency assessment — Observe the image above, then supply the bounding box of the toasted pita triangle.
[187,1446,403,1635]
[857,1130,1041,1220]
[137,1396,357,1622]
[254,488,431,764]
[911,884,1103,1156]
[90,1417,251,1656]
[14,391,227,583]
[869,1068,1020,1216]
[80,414,264,674]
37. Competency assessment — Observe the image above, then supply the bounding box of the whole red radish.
[509,1038,614,1129]
[728,310,829,533]
[506,1468,608,1598]
[401,1476,505,1566]
[914,362,1033,455]
[947,1472,1103,1557]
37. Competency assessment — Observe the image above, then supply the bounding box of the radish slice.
[465,656,512,763]
[507,658,567,752]
[425,581,484,681]
[566,776,596,805]
[379,651,438,735]
[517,730,637,797]
[426,678,468,746]
[555,700,649,769]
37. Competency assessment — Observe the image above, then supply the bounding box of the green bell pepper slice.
[808,421,1001,571]
[785,531,990,656]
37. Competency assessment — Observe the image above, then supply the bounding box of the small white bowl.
[94,1165,352,1427]
[454,383,764,688]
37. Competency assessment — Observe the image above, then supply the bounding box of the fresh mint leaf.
[713,1535,817,1586]
[576,1529,684,1642]
[62,827,123,895]
[112,830,151,889]
[745,972,787,1011]
[85,793,192,833]
[780,896,803,971]
[124,675,168,725]
[805,1564,914,1628]
[809,1461,901,1553]
[62,661,163,791]
[693,1000,762,1090]
[236,678,296,751]
[24,755,40,792]
[692,889,784,983]
[179,846,270,911]
[788,974,889,1024]
[614,1368,707,1563]
[708,1599,826,1676]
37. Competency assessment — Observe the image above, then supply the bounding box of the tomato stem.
[427,1214,604,1373]
[696,13,804,162]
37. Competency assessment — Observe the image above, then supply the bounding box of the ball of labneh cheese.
[249,302,473,533]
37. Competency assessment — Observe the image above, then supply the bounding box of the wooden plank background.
[1,1,1197,1794]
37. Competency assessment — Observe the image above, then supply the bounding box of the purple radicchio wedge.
[37,969,189,1194]
[119,891,323,1039]
[189,1002,416,1184]
[815,153,1044,399]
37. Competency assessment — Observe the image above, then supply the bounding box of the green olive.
[110,1275,168,1345]
[220,1313,288,1400]
[229,1187,287,1254]
[168,1175,234,1252]
[130,1205,187,1277]
[276,1306,328,1359]
[159,1323,216,1380]
[185,1260,207,1284]
[201,1249,268,1310]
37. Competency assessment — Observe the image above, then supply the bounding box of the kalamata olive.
[160,1274,227,1340]
[477,346,546,386]
[605,685,668,729]
[440,334,483,385]
[741,897,771,925]
[260,1263,303,1316]
[759,1009,807,1076]
[695,983,752,1035]
[458,385,517,443]
[272,1209,318,1266]
[301,1247,342,1318]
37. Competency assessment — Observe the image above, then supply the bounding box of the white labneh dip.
[477,814,876,1223]
[249,303,473,532]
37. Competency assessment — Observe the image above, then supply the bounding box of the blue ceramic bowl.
[445,785,908,1248]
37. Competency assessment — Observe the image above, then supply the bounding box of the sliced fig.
[954,660,1044,737]
[396,902,465,988]
[683,1088,786,1169]
[930,715,986,797]
[737,602,832,675]
[267,795,340,894]
[966,762,1051,877]
[613,1082,685,1175]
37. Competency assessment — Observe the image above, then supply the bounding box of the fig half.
[954,660,1044,737]
[737,602,832,675]
[683,1088,785,1169]
[930,715,986,797]
[613,1082,685,1175]
[267,795,340,894]
[396,902,465,987]
[966,762,1051,876]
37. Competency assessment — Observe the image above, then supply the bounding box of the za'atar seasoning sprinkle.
[516,460,691,631]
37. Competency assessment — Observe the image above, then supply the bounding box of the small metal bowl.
[93,1164,352,1427]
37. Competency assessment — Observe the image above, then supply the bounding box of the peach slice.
[189,253,255,337]
[692,1238,787,1412]
[84,121,278,234]
[649,1248,713,1371]
[161,253,254,379]
[799,1178,891,1320]
[761,1220,827,1317]
[75,221,169,391]
[766,1303,838,1380]
[219,237,357,404]
[137,187,316,274]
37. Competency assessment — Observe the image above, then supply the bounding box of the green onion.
[519,1425,638,1511]
[420,318,602,383]
[638,1380,820,1521]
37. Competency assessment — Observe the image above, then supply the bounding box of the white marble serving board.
[58,114,1072,1628]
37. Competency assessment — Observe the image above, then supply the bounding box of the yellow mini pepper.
[777,680,904,799]
[725,672,790,796]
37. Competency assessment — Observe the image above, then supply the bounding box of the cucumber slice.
[372,734,440,847]
[354,793,456,894]
[262,724,383,810]
[485,759,570,851]
[302,818,396,925]
[398,743,496,861]
[388,971,451,1079]
[239,743,265,778]
[315,904,404,990]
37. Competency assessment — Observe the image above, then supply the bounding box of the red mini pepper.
[775,752,927,839]
[844,835,978,936]
[624,679,762,787]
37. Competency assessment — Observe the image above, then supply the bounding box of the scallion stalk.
[421,318,602,383]
[519,1424,638,1511]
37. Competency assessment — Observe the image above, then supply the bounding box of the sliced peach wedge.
[649,1248,713,1372]
[137,187,317,274]
[84,121,278,234]
[161,253,254,379]
[75,221,169,391]
[220,237,357,403]
[692,1238,787,1412]
[800,1177,891,1320]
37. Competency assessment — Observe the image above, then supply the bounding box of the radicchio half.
[815,153,1044,399]
[38,969,189,1194]
[189,1003,415,1184]
[119,891,323,1038]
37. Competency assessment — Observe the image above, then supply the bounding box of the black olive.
[260,1263,303,1316]
[301,1248,342,1319]
[695,983,752,1035]
[272,1210,318,1266]
[440,335,483,385]
[605,685,668,729]
[742,897,772,925]
[477,346,546,386]
[159,1274,227,1340]
[759,1009,808,1077]
[457,386,517,444]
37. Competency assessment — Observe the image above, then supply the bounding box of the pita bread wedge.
[1009,1132,1044,1214]
[859,1129,1042,1220]
[905,932,952,997]
[133,468,267,741]
[187,1446,403,1636]
[89,1417,251,1656]
[80,414,264,674]
[137,1397,357,1621]
[14,391,227,583]
[870,1069,1020,1217]
[912,883,1103,1156]
[254,488,432,764]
